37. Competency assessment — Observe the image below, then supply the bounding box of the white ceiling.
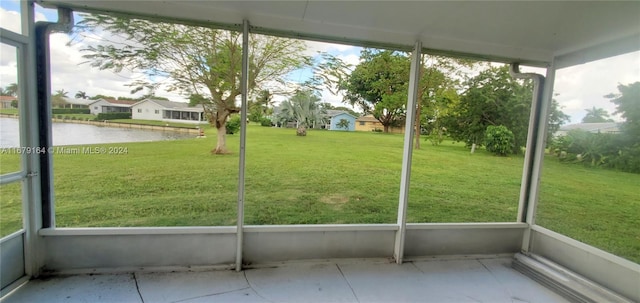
[39,1,640,67]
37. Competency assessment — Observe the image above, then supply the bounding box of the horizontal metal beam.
[0,171,26,185]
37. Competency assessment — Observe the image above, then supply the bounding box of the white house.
[556,122,621,137]
[61,97,93,109]
[89,98,134,115]
[131,99,206,124]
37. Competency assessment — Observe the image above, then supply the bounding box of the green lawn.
[0,108,18,115]
[0,125,638,263]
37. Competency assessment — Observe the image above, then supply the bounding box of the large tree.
[414,56,474,148]
[76,14,310,153]
[582,106,613,123]
[607,81,640,141]
[443,65,568,155]
[323,49,410,133]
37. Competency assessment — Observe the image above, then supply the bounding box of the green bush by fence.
[95,113,132,120]
[52,108,90,114]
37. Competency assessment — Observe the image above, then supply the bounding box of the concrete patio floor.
[2,257,570,303]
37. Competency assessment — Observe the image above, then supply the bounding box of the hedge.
[95,113,132,120]
[52,108,90,114]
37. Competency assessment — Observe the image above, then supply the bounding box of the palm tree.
[54,89,69,98]
[278,89,326,136]
[582,106,613,123]
[5,83,18,96]
[52,89,70,108]
[75,91,88,99]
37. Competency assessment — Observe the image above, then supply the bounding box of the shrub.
[609,143,640,173]
[259,117,272,127]
[95,113,132,120]
[485,125,514,156]
[56,115,63,119]
[226,115,241,134]
[52,108,90,114]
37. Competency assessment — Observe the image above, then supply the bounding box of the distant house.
[325,110,356,131]
[131,99,205,124]
[355,115,405,133]
[61,97,92,109]
[89,98,135,115]
[556,122,621,137]
[0,96,17,109]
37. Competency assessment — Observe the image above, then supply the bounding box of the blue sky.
[1,1,638,123]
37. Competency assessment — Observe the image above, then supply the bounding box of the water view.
[0,118,192,147]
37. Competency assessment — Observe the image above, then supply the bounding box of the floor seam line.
[243,270,275,303]
[336,263,361,303]
[410,261,426,274]
[133,273,145,303]
[478,259,516,302]
[171,287,252,303]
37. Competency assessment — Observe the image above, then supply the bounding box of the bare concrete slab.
[2,274,140,303]
[3,257,570,303]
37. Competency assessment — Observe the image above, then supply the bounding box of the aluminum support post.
[235,19,250,272]
[393,41,422,264]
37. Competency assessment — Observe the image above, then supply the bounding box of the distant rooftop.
[559,122,621,133]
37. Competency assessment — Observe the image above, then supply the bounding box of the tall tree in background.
[317,49,410,133]
[52,89,69,108]
[546,98,570,146]
[414,56,474,148]
[75,91,88,99]
[442,66,530,153]
[1,83,18,96]
[443,65,569,154]
[76,14,310,154]
[248,89,274,122]
[582,106,613,123]
[277,89,325,136]
[608,81,640,141]
[54,89,68,98]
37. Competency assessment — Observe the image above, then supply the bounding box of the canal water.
[0,118,192,147]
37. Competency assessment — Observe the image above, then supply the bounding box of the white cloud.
[304,40,358,57]
[0,8,20,33]
[553,51,640,123]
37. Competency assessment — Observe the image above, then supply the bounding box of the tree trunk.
[212,125,228,154]
[296,126,307,136]
[383,124,389,133]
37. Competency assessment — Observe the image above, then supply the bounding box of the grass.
[0,125,638,263]
[0,108,18,115]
